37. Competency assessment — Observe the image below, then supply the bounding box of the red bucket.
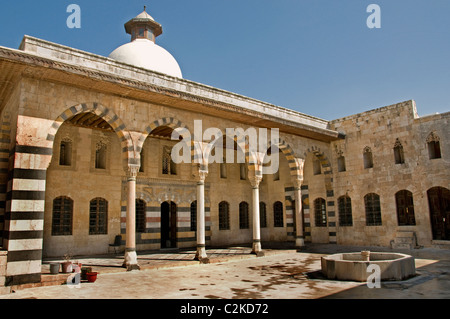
[86,272,98,283]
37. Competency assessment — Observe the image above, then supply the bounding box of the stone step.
[391,243,413,249]
[395,237,415,244]
[396,231,416,238]
[390,231,418,250]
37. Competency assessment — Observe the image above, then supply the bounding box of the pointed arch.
[303,146,333,191]
[264,137,301,178]
[46,102,133,166]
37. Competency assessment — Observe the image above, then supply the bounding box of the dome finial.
[144,5,146,12]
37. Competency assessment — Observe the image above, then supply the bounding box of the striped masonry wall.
[3,103,132,286]
[284,186,295,240]
[303,146,335,244]
[4,143,50,286]
[301,185,311,242]
[326,190,337,244]
[0,113,11,243]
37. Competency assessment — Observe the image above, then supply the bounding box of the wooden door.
[428,187,450,240]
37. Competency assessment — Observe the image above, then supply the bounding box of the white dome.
[109,39,182,78]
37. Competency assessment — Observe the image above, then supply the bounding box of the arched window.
[395,190,416,226]
[364,193,382,226]
[393,138,405,164]
[427,132,442,159]
[59,139,72,166]
[260,202,267,228]
[338,195,353,226]
[218,201,230,230]
[89,198,108,235]
[190,200,197,231]
[273,201,284,227]
[363,147,373,169]
[52,196,73,236]
[239,201,249,229]
[314,198,327,227]
[136,199,146,233]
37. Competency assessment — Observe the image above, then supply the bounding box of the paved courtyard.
[1,244,449,300]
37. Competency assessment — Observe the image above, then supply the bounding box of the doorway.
[428,187,450,240]
[161,201,177,248]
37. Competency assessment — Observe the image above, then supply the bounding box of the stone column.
[123,165,140,270]
[193,167,209,263]
[294,178,305,249]
[249,174,264,256]
[293,158,305,250]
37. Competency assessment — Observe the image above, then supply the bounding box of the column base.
[295,237,305,251]
[123,249,140,271]
[251,240,264,257]
[194,245,209,264]
[251,250,265,257]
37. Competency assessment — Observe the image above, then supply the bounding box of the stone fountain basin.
[321,252,416,282]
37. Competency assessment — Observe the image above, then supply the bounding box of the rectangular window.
[220,163,227,178]
[59,141,72,166]
[240,163,246,180]
[89,198,108,235]
[219,202,230,230]
[239,202,249,229]
[274,201,284,227]
[162,147,176,175]
[52,197,73,236]
[428,141,442,159]
[337,156,346,172]
[338,196,353,226]
[365,193,382,226]
[190,201,197,232]
[136,199,146,233]
[314,198,327,227]
[260,202,267,228]
[95,143,107,169]
[363,148,373,169]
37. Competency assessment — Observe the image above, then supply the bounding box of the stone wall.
[327,100,449,247]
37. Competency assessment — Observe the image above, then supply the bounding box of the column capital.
[249,174,262,188]
[248,169,263,188]
[127,165,140,180]
[192,163,208,183]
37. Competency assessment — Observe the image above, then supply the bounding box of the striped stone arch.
[303,146,333,191]
[140,117,189,151]
[264,138,301,178]
[46,102,133,165]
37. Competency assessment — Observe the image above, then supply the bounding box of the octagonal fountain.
[321,251,416,282]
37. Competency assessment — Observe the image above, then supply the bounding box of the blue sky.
[0,0,449,120]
